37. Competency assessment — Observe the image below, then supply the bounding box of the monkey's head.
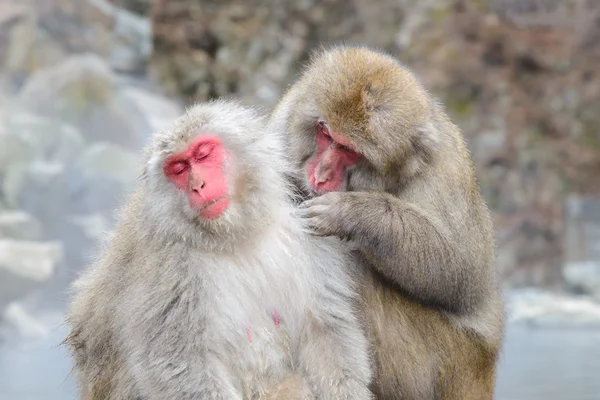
[140,100,287,249]
[282,46,440,195]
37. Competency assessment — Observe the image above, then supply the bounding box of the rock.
[18,54,151,149]
[150,0,404,106]
[2,161,72,239]
[565,196,600,262]
[37,214,112,308]
[75,142,140,185]
[0,240,62,308]
[2,302,49,338]
[0,211,42,240]
[65,170,127,216]
[564,261,600,300]
[7,113,86,164]
[0,129,35,173]
[108,0,151,16]
[3,160,67,208]
[121,86,183,132]
[1,0,151,84]
[0,2,29,77]
[105,0,152,72]
[0,109,85,177]
[563,196,600,297]
[2,150,131,238]
[0,2,27,29]
[508,288,600,328]
[69,214,110,242]
[79,0,151,73]
[1,3,68,87]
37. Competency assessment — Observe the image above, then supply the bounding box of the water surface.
[1,322,599,399]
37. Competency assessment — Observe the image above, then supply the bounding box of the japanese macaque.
[65,101,373,400]
[269,46,505,399]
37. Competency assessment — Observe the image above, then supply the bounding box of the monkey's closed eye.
[317,120,332,139]
[167,162,188,175]
[195,145,213,162]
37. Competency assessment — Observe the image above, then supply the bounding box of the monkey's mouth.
[197,196,230,220]
[200,196,228,209]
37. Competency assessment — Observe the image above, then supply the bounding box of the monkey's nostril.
[200,181,205,189]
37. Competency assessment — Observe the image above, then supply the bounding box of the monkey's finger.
[304,217,335,237]
[296,214,328,235]
[295,205,329,219]
[293,208,317,222]
[294,208,311,219]
[299,195,330,208]
[298,199,315,209]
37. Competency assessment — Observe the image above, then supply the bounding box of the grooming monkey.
[269,46,505,399]
[65,101,373,400]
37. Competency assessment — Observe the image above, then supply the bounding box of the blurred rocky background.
[0,0,598,399]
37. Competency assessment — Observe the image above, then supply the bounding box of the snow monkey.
[269,46,505,399]
[65,100,373,400]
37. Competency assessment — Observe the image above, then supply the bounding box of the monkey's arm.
[298,192,488,315]
[130,343,241,400]
[298,315,373,400]
[124,289,242,399]
[295,253,374,400]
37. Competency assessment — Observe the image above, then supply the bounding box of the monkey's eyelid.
[195,152,210,161]
[166,162,188,175]
[194,144,214,161]
[318,124,332,139]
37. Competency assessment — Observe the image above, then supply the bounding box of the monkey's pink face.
[306,120,362,193]
[163,135,230,220]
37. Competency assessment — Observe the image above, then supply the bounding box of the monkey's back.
[357,260,503,400]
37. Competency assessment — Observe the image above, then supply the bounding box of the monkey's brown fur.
[269,46,505,399]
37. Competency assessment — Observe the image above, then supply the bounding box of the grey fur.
[66,101,373,400]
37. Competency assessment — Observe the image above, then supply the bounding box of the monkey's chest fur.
[122,226,319,397]
[203,245,312,395]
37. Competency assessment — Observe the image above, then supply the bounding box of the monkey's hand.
[297,192,356,239]
[303,190,490,316]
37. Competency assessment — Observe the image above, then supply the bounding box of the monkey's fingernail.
[294,209,312,219]
[300,199,315,208]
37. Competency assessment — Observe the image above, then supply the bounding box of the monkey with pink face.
[65,101,373,400]
[270,46,504,399]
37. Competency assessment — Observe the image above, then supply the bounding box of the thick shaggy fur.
[65,101,373,400]
[269,46,505,400]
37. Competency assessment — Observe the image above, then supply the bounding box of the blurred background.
[0,0,599,399]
